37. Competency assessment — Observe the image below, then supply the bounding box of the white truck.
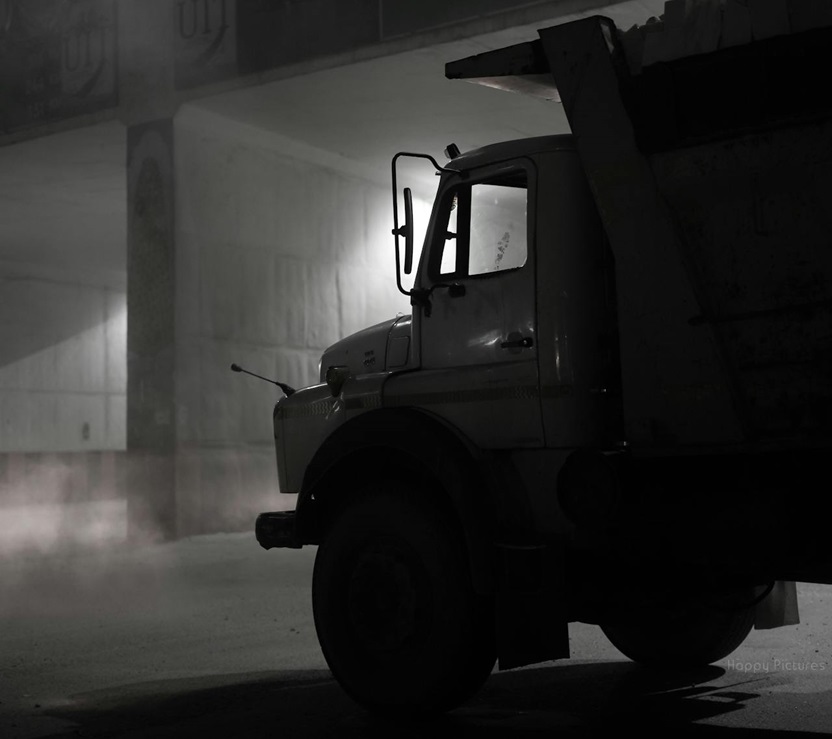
[251,5,832,715]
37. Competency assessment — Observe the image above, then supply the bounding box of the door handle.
[500,335,534,350]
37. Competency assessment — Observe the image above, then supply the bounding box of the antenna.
[230,363,295,396]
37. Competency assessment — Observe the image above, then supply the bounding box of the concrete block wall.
[0,268,127,546]
[173,105,411,533]
[0,272,126,454]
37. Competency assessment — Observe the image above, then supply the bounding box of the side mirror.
[391,151,452,298]
[403,187,414,275]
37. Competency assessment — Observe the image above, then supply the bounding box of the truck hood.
[319,316,410,381]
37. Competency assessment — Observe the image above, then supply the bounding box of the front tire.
[312,484,495,715]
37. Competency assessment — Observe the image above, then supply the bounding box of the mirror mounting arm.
[410,287,432,316]
[410,282,466,318]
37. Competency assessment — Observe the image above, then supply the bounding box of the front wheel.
[312,484,496,715]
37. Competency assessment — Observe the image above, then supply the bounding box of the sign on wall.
[0,0,117,134]
[173,0,237,89]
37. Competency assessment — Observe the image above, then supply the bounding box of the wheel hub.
[347,542,428,654]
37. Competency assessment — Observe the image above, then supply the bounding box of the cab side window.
[433,171,528,280]
[469,183,527,275]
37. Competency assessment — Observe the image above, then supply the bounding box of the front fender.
[296,407,499,593]
[275,373,389,494]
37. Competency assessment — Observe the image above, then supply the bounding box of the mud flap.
[755,580,800,629]
[495,541,570,670]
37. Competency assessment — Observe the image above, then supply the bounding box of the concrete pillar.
[120,0,178,541]
[126,119,177,541]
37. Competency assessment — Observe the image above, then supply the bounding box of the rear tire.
[312,483,495,715]
[600,591,756,667]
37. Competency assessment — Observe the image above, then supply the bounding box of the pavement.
[1,532,831,738]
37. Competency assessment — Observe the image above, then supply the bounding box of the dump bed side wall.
[652,120,832,440]
[541,16,832,452]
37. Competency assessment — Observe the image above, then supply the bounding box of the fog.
[0,499,126,554]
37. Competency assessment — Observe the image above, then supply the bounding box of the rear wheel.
[600,589,757,667]
[312,484,496,715]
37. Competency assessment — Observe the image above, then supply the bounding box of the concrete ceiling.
[186,34,565,179]
[0,0,662,282]
[187,0,663,176]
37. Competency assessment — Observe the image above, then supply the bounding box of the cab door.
[413,158,542,448]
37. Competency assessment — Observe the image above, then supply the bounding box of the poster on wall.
[0,0,117,135]
[173,0,237,89]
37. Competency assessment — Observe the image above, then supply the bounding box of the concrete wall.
[173,105,412,533]
[0,266,127,550]
[0,270,126,454]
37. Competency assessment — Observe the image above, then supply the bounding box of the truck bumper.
[255,511,302,549]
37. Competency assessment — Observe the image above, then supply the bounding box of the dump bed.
[448,6,832,454]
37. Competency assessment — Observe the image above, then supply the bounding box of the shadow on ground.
[38,662,823,738]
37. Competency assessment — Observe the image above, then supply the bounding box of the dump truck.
[252,3,832,715]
